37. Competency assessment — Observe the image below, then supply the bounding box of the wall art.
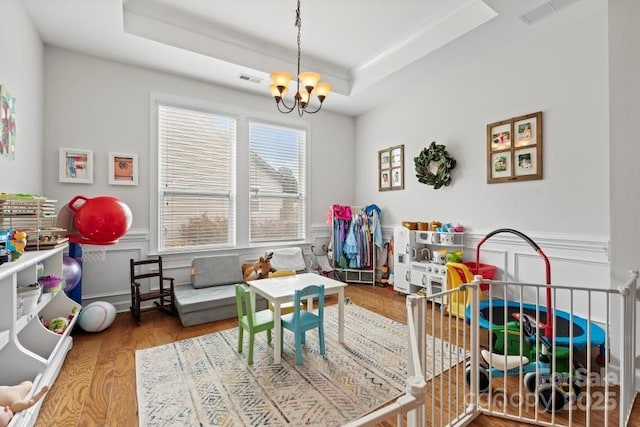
[0,85,16,160]
[378,144,404,191]
[59,147,94,184]
[487,111,542,183]
[109,152,138,185]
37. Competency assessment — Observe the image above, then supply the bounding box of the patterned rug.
[135,302,466,426]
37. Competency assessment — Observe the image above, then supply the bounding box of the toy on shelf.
[8,230,27,260]
[41,306,79,334]
[38,274,63,293]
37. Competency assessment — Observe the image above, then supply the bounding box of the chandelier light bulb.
[270,84,288,99]
[314,82,332,101]
[298,72,321,91]
[297,90,310,105]
[270,71,292,89]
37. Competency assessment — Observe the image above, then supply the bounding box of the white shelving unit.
[0,247,81,427]
[0,197,66,252]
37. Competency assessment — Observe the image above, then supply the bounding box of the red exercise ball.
[68,196,133,244]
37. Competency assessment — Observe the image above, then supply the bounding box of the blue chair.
[235,284,274,365]
[281,284,325,365]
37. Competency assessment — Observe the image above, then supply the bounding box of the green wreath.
[414,141,457,189]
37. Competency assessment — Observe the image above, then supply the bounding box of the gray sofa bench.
[173,254,266,327]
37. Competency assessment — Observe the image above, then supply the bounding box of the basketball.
[77,301,117,332]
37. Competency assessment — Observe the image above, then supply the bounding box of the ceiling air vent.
[519,0,580,25]
[239,73,262,84]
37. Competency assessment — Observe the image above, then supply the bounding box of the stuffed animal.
[242,252,273,281]
[0,381,49,427]
[0,407,12,427]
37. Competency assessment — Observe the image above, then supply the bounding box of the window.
[249,121,307,243]
[153,94,309,253]
[158,103,236,251]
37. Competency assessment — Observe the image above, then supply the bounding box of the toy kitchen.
[393,225,464,304]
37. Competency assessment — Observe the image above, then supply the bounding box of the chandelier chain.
[295,0,301,96]
[270,0,329,116]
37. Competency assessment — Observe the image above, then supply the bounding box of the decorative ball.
[77,301,116,332]
[62,255,82,293]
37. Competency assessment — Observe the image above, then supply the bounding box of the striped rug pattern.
[136,302,463,426]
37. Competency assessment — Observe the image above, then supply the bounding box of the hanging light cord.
[272,0,326,116]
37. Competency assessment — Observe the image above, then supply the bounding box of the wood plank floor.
[35,284,640,426]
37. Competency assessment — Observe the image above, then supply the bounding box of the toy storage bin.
[462,262,497,291]
[17,284,42,315]
[17,291,81,362]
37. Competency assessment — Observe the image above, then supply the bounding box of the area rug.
[135,302,467,426]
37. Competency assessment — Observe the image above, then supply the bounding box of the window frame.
[149,92,311,255]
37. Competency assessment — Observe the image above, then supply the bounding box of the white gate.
[347,271,638,426]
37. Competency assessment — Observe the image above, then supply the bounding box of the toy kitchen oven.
[392,225,464,304]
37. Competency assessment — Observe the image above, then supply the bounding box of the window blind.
[248,121,306,243]
[158,104,236,250]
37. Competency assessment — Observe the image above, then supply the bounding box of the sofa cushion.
[173,283,267,327]
[270,247,307,272]
[174,284,237,313]
[191,254,243,289]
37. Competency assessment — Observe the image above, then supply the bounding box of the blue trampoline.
[466,299,606,351]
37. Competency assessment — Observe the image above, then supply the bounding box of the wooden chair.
[129,256,175,325]
[281,284,325,365]
[235,284,274,365]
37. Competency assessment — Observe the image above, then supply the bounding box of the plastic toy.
[67,195,133,244]
[41,306,79,334]
[465,228,603,413]
[62,255,82,292]
[8,230,27,260]
[77,301,116,332]
[467,315,583,413]
[38,274,63,293]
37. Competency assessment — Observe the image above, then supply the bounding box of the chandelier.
[269,0,331,116]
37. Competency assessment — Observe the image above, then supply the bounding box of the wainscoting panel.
[79,226,611,316]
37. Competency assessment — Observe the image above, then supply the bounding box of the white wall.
[42,47,355,305]
[607,0,640,386]
[43,47,355,232]
[355,0,609,238]
[0,0,44,194]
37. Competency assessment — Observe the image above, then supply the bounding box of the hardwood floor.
[35,284,639,426]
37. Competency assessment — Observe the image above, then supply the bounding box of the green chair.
[281,284,325,365]
[235,284,274,365]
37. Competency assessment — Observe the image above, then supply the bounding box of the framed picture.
[109,152,138,185]
[391,146,403,168]
[378,144,404,191]
[59,147,94,184]
[487,111,542,183]
[380,170,391,189]
[380,150,390,170]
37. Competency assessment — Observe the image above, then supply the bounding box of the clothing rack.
[328,204,382,285]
